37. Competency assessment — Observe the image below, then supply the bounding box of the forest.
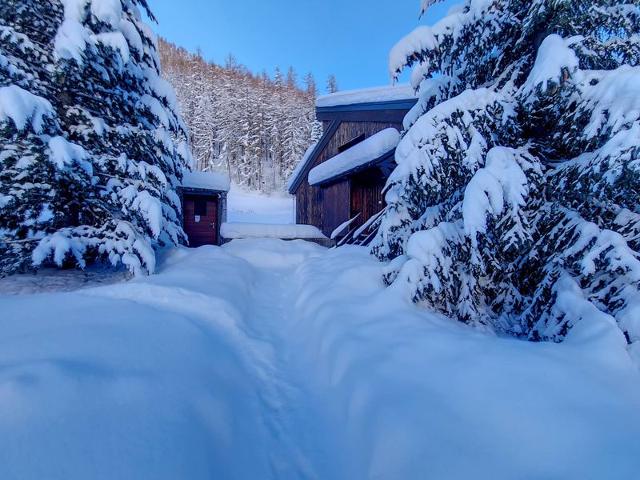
[159,39,323,193]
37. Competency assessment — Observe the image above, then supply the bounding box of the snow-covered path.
[224,244,332,478]
[1,240,640,479]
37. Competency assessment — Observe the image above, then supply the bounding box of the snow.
[286,141,317,192]
[55,0,91,63]
[227,184,295,224]
[308,128,400,186]
[520,34,580,101]
[389,0,493,79]
[94,31,130,64]
[0,85,54,133]
[579,65,640,139]
[0,241,639,478]
[0,268,128,295]
[31,231,87,268]
[221,223,326,240]
[47,136,92,174]
[331,214,360,240]
[54,0,135,65]
[462,146,529,238]
[130,190,163,239]
[316,84,416,108]
[90,0,123,28]
[181,170,230,192]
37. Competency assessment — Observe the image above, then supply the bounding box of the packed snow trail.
[222,241,338,478]
[0,240,639,479]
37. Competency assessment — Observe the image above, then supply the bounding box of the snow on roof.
[221,223,327,240]
[308,128,400,186]
[316,84,416,108]
[287,142,318,192]
[181,171,230,192]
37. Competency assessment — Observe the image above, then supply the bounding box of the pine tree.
[286,66,297,89]
[326,74,338,94]
[374,0,640,350]
[0,0,190,276]
[0,1,89,275]
[304,72,317,99]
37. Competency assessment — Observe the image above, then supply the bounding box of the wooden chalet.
[178,171,230,247]
[288,85,417,244]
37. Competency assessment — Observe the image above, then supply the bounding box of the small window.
[194,199,207,216]
[338,133,366,153]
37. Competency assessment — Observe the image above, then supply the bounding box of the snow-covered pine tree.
[0,0,190,276]
[374,0,640,354]
[0,1,92,275]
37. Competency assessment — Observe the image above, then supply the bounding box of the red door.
[183,195,218,247]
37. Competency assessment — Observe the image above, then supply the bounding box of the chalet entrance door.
[183,195,218,247]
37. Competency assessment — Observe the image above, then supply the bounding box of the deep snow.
[0,240,639,479]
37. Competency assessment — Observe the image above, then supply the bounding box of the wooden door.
[183,195,218,247]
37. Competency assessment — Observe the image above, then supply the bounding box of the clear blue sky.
[147,0,457,92]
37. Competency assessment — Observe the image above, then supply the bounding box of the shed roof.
[316,84,416,108]
[181,171,230,193]
[308,128,400,186]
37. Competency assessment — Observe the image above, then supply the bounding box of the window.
[194,199,207,216]
[338,133,365,153]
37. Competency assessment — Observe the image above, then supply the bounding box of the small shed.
[288,85,417,244]
[179,171,230,247]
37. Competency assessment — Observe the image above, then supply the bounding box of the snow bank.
[308,128,400,186]
[0,247,276,479]
[181,171,230,192]
[316,84,416,108]
[221,223,326,240]
[289,245,640,479]
[0,241,639,478]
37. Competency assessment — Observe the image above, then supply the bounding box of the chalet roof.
[316,84,417,110]
[181,171,230,193]
[288,85,417,194]
[308,128,400,186]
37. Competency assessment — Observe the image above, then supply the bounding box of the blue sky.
[148,0,457,92]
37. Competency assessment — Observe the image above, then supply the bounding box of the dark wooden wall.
[296,120,402,236]
[350,169,386,229]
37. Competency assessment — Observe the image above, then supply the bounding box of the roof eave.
[178,186,228,195]
[316,98,418,115]
[309,148,396,187]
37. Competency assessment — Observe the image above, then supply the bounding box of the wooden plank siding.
[295,120,402,236]
[350,169,386,230]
